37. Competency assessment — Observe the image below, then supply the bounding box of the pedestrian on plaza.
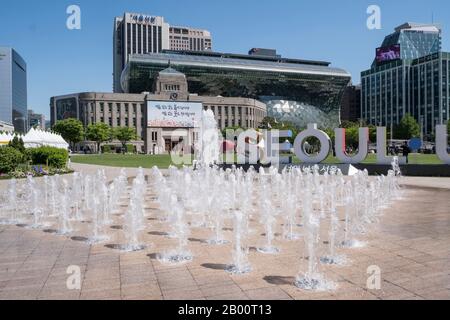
[402,142,410,164]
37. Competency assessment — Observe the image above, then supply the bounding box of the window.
[153,26,157,52]
[117,117,120,126]
[133,118,137,127]
[116,103,121,113]
[158,26,162,52]
[164,84,180,91]
[143,26,147,53]
[132,24,136,53]
[100,103,104,112]
[127,24,131,55]
[125,103,129,113]
[133,104,137,114]
[138,25,142,53]
[125,118,129,126]
[108,103,112,112]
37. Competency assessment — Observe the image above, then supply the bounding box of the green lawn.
[71,153,444,169]
[71,154,176,169]
[321,154,443,165]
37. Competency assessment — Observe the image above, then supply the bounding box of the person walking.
[402,142,410,164]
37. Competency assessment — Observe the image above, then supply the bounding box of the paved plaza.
[0,164,449,300]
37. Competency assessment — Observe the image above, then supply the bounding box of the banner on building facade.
[147,101,203,128]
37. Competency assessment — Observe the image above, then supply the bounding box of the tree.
[340,120,359,129]
[113,127,137,153]
[8,136,25,154]
[86,123,112,154]
[258,117,278,130]
[394,114,420,140]
[52,119,84,150]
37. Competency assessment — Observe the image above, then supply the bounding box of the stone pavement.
[0,165,449,300]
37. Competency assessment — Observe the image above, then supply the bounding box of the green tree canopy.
[52,119,84,149]
[86,123,112,153]
[8,136,25,154]
[113,127,137,152]
[258,117,277,130]
[340,120,360,129]
[258,117,299,144]
[394,114,420,140]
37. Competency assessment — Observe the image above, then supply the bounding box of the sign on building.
[56,97,78,121]
[147,101,203,128]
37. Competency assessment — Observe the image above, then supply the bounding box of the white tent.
[0,132,13,145]
[0,128,69,149]
[22,128,69,150]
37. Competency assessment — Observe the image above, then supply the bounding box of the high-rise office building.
[113,12,212,93]
[113,13,170,93]
[28,109,46,130]
[341,85,361,122]
[169,26,212,52]
[0,47,27,133]
[361,23,449,137]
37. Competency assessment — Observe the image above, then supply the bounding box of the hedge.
[126,144,135,153]
[0,146,24,174]
[28,146,69,169]
[101,145,116,153]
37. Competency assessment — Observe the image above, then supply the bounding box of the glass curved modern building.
[120,50,351,128]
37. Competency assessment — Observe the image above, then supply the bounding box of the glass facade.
[0,47,27,132]
[121,51,350,129]
[362,53,450,136]
[362,24,449,137]
[374,23,441,66]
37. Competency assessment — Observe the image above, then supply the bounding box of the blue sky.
[1,0,450,118]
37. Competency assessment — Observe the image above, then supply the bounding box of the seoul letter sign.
[236,124,450,165]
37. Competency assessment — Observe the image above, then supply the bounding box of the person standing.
[402,142,410,164]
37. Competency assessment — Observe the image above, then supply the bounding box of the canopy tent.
[22,128,69,149]
[0,128,69,150]
[0,132,15,145]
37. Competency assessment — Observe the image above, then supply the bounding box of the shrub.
[29,146,69,168]
[48,153,67,168]
[101,145,115,154]
[0,146,24,174]
[126,144,135,153]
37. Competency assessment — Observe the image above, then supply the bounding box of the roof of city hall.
[127,49,351,78]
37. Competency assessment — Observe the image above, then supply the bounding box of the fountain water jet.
[158,195,193,264]
[226,211,252,275]
[56,180,73,235]
[257,199,280,254]
[295,175,336,291]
